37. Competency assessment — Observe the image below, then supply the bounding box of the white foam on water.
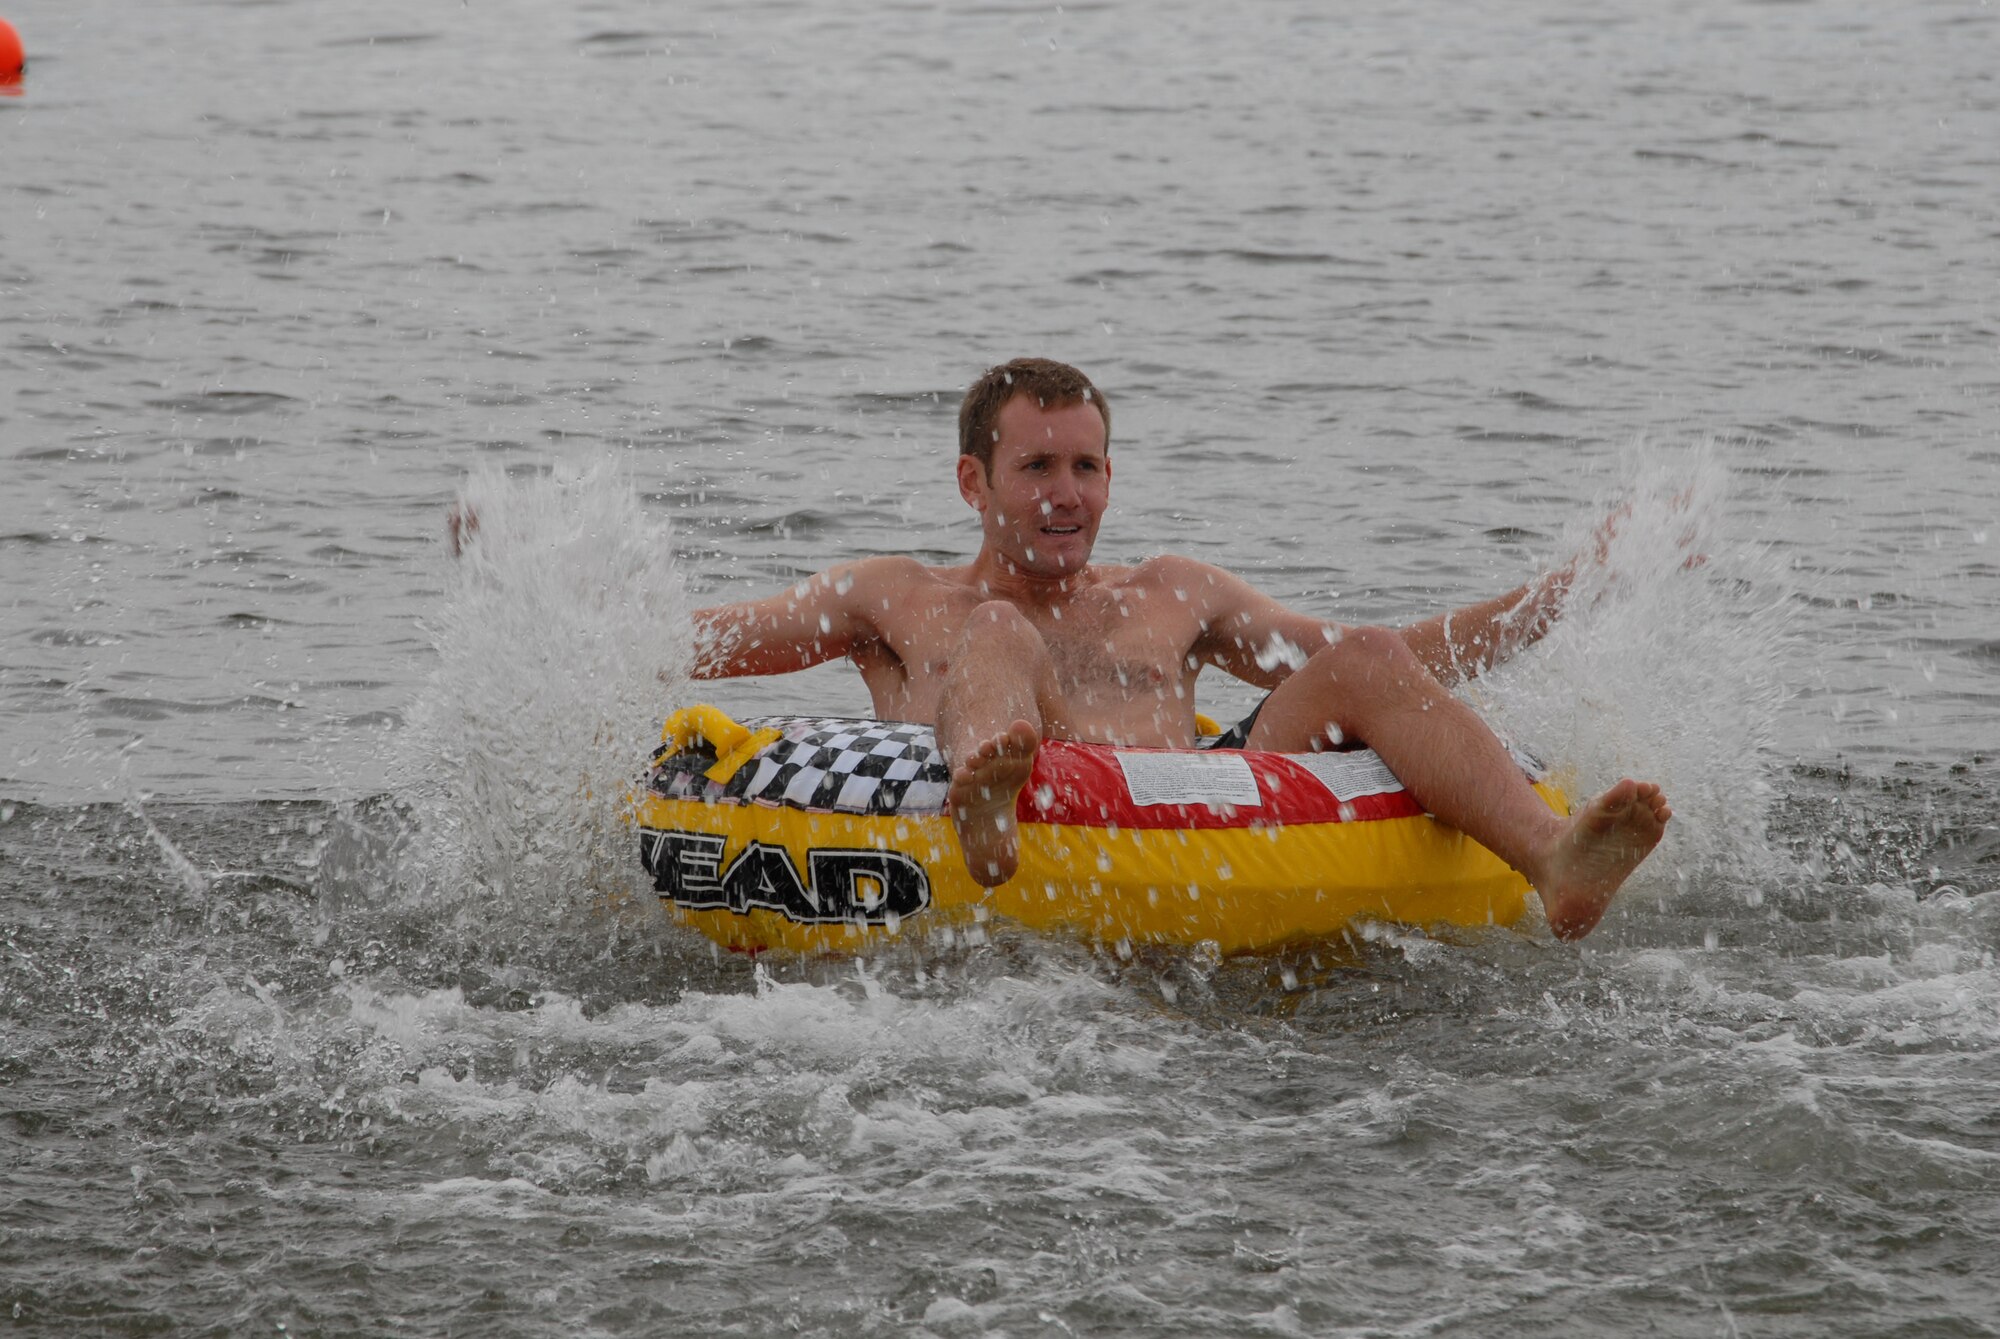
[1503,874,2000,1199]
[1473,442,1800,901]
[223,958,1211,1213]
[388,459,695,935]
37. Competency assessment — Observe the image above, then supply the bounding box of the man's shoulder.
[1117,553,1251,597]
[840,554,957,589]
[1138,552,1233,578]
[831,556,992,617]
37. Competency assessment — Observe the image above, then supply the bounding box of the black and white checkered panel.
[650,717,950,817]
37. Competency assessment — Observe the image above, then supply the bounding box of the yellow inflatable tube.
[638,707,1568,957]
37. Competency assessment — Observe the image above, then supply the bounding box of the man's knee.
[957,600,1044,653]
[940,602,1066,732]
[1305,624,1420,683]
[947,602,1061,686]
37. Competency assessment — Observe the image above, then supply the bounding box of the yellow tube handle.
[659,704,782,783]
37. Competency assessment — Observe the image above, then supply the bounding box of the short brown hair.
[957,358,1111,474]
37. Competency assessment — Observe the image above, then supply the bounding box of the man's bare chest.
[874,589,1194,693]
[1033,608,1187,697]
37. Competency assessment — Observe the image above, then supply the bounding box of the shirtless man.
[687,358,1670,941]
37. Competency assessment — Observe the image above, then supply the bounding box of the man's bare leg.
[934,602,1072,887]
[1249,626,1671,940]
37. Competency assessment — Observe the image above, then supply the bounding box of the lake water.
[4,1,1998,1334]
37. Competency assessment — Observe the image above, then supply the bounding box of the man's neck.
[964,550,1098,608]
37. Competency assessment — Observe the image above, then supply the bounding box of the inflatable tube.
[637,707,1569,956]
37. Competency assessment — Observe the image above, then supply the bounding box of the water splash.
[387,460,695,946]
[126,795,210,905]
[1475,442,1799,901]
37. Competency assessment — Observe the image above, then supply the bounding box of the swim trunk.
[1201,697,1267,751]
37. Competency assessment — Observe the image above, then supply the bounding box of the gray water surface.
[4,1,1998,1334]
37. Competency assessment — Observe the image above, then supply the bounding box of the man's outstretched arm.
[1396,564,1574,686]
[689,560,888,679]
[449,503,886,682]
[1398,505,1646,684]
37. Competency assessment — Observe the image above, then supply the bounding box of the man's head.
[956,359,1112,580]
[958,358,1111,480]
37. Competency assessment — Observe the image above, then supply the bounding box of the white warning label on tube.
[1115,751,1262,808]
[1290,749,1405,803]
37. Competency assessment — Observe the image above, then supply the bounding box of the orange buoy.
[0,18,23,85]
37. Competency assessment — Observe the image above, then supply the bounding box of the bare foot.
[947,719,1040,887]
[1532,779,1672,941]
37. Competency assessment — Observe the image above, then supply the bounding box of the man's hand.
[447,504,479,557]
[1570,491,1707,591]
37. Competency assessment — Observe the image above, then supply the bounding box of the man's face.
[958,393,1111,579]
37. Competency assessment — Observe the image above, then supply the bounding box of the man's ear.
[956,454,987,512]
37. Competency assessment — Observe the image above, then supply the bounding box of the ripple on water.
[3,0,1999,1332]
